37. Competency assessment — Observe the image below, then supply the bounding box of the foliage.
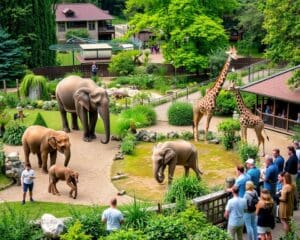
[180,131,194,140]
[199,82,214,97]
[32,112,47,127]
[20,73,49,100]
[0,141,5,174]
[238,143,259,163]
[47,79,60,95]
[132,92,151,105]
[109,98,123,114]
[168,102,193,126]
[42,100,58,111]
[99,229,145,240]
[291,125,300,142]
[121,197,152,229]
[0,28,26,85]
[288,69,300,90]
[66,206,106,239]
[263,0,299,65]
[0,0,56,68]
[215,90,236,116]
[3,93,19,108]
[108,50,141,75]
[3,122,27,145]
[164,176,209,203]
[217,119,240,150]
[194,225,231,240]
[61,220,92,240]
[120,133,136,155]
[66,29,89,40]
[208,48,227,78]
[0,204,43,240]
[279,219,300,240]
[125,0,236,73]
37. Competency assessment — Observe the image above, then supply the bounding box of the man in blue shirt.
[272,148,285,173]
[246,158,261,194]
[264,155,278,198]
[233,165,251,198]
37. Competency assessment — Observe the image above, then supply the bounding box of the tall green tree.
[0,0,56,68]
[125,0,237,73]
[0,28,26,84]
[263,0,300,65]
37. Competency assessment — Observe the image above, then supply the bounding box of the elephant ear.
[48,137,57,149]
[74,87,92,111]
[163,148,176,164]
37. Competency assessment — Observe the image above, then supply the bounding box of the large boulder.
[41,214,64,238]
[5,152,24,185]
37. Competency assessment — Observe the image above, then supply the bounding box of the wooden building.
[240,66,300,134]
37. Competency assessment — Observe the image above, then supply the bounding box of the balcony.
[98,25,115,33]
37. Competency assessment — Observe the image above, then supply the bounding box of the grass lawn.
[0,174,12,188]
[112,141,241,202]
[0,201,104,219]
[7,109,119,135]
[57,51,80,66]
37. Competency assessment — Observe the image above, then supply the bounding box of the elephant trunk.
[98,103,110,144]
[154,164,165,183]
[63,147,71,167]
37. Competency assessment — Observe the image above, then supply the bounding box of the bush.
[146,64,160,74]
[3,93,19,108]
[120,134,136,155]
[108,50,140,75]
[164,176,209,203]
[66,206,106,239]
[42,100,58,111]
[20,73,49,100]
[194,225,231,240]
[168,102,193,126]
[238,143,259,163]
[217,119,241,150]
[100,229,145,240]
[215,90,236,116]
[33,112,47,127]
[180,131,193,140]
[61,220,92,240]
[65,29,89,39]
[0,141,5,173]
[47,79,60,96]
[3,122,27,145]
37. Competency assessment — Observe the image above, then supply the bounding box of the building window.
[88,21,95,31]
[58,22,65,32]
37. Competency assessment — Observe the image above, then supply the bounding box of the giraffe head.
[226,46,238,60]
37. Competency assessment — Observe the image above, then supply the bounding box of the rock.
[167,131,179,139]
[111,135,121,141]
[41,214,64,238]
[136,130,157,142]
[208,138,220,144]
[111,174,127,181]
[114,152,124,161]
[4,152,24,186]
[117,190,126,196]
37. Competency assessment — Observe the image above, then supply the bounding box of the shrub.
[3,122,27,145]
[33,112,47,127]
[47,79,60,96]
[164,176,209,203]
[215,90,236,116]
[120,134,136,155]
[20,73,49,100]
[42,100,58,111]
[217,119,240,150]
[194,225,231,240]
[0,141,5,173]
[61,220,92,240]
[238,143,259,163]
[168,102,193,126]
[3,93,19,108]
[66,206,106,239]
[100,229,145,240]
[180,131,193,140]
[108,50,140,75]
[65,29,89,39]
[291,125,300,142]
[146,64,160,74]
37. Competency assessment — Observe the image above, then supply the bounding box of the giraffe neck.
[210,56,232,96]
[234,88,247,114]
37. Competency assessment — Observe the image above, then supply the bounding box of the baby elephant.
[48,165,79,199]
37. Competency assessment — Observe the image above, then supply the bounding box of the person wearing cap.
[246,159,261,195]
[272,148,285,173]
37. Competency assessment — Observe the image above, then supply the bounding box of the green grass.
[57,51,80,66]
[7,109,119,135]
[0,202,104,219]
[111,141,241,202]
[0,174,11,187]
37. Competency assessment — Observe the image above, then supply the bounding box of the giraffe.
[229,83,269,156]
[193,47,237,141]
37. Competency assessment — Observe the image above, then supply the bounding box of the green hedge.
[168,102,193,126]
[3,122,27,145]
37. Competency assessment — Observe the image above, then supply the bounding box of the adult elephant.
[152,140,203,185]
[56,76,110,143]
[22,126,71,173]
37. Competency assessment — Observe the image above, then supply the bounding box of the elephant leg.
[168,164,176,185]
[57,99,70,133]
[48,182,52,193]
[184,166,190,177]
[67,181,75,198]
[50,151,57,166]
[23,142,30,165]
[71,113,79,130]
[41,152,48,173]
[89,112,97,139]
[77,106,90,142]
[37,153,42,168]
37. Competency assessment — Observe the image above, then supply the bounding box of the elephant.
[48,164,79,199]
[22,126,71,173]
[55,75,110,143]
[152,140,203,185]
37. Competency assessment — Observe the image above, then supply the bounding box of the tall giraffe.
[193,47,237,141]
[229,83,269,156]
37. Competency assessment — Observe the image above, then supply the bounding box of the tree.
[263,0,300,65]
[0,28,26,84]
[125,0,237,73]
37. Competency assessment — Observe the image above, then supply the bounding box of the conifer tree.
[33,112,48,128]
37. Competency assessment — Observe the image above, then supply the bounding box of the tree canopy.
[125,0,238,73]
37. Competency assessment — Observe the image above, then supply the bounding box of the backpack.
[247,192,259,212]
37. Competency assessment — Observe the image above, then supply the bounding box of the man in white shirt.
[21,163,35,204]
[102,198,124,233]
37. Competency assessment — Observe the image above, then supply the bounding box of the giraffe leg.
[255,127,265,157]
[205,113,213,142]
[193,110,203,142]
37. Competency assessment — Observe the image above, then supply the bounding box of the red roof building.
[241,65,300,134]
[55,3,115,42]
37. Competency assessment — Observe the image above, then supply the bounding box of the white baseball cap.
[245,158,255,164]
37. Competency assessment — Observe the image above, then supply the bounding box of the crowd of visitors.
[225,142,300,240]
